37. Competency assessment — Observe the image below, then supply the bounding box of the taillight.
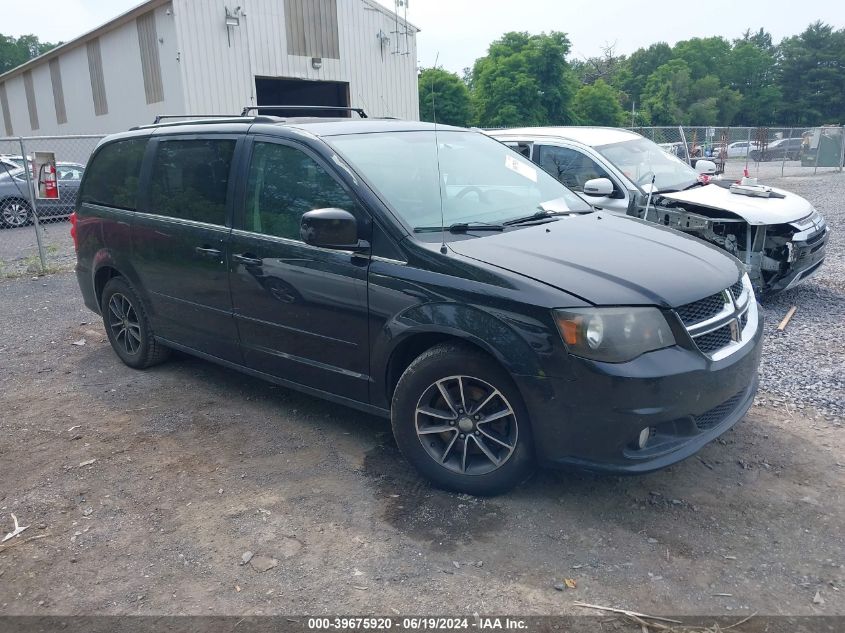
[70,211,78,251]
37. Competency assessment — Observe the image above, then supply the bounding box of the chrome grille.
[676,277,755,360]
[693,390,745,430]
[676,292,726,326]
[729,280,743,301]
[693,324,733,354]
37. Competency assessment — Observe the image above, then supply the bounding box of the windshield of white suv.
[326,130,592,230]
[596,137,699,193]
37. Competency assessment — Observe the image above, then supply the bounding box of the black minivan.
[73,116,763,495]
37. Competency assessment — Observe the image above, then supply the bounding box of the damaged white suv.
[489,127,829,295]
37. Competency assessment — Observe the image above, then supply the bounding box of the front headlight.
[553,307,676,363]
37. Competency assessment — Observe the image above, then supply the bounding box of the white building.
[0,0,419,137]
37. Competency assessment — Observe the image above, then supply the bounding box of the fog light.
[637,427,651,449]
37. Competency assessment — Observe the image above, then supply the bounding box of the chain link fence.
[630,125,845,181]
[0,135,103,277]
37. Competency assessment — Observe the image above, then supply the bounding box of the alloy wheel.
[107,293,142,355]
[1,201,30,227]
[415,375,518,475]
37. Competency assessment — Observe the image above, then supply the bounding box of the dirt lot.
[0,272,843,620]
[1,166,844,621]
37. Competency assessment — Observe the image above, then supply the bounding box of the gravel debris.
[755,168,844,420]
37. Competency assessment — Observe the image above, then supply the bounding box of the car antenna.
[431,53,447,255]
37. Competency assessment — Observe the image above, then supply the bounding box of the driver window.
[537,145,612,193]
[245,142,361,240]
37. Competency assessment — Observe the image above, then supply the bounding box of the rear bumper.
[76,264,100,314]
[516,306,764,474]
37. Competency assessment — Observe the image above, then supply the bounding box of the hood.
[660,183,814,225]
[449,213,741,307]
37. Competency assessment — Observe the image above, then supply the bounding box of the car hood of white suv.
[660,182,814,226]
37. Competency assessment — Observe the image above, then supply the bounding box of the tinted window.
[244,142,359,240]
[80,139,146,209]
[537,145,612,192]
[149,139,236,225]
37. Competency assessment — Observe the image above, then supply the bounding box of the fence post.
[18,137,47,273]
[813,128,821,176]
[679,126,691,166]
[839,126,845,173]
[781,128,791,177]
[744,127,751,175]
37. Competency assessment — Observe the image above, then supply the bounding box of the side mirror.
[300,208,366,251]
[695,159,717,175]
[582,177,614,197]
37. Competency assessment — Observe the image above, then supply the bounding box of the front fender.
[371,300,559,410]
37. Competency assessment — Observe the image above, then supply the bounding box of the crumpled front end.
[761,210,829,293]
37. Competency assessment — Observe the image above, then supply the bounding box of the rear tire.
[391,343,535,495]
[101,277,170,369]
[1,199,32,228]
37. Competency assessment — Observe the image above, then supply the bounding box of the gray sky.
[5,0,844,73]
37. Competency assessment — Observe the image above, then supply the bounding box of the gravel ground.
[1,274,843,620]
[753,169,845,419]
[1,167,844,620]
[0,220,75,277]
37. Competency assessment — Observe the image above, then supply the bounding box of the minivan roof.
[124,117,464,139]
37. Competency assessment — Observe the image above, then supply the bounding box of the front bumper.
[516,304,764,474]
[766,226,829,293]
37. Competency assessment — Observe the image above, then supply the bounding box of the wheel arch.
[380,304,545,406]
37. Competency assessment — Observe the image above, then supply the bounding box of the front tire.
[1,199,32,228]
[391,343,535,495]
[101,277,170,369]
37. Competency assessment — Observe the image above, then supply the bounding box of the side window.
[149,138,236,225]
[537,145,612,192]
[80,139,146,209]
[244,141,360,241]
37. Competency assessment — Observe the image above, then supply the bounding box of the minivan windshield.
[596,137,699,193]
[326,130,592,230]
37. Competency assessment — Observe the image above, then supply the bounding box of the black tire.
[391,342,535,495]
[101,276,170,369]
[0,198,32,228]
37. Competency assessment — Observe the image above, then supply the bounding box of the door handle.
[195,246,222,258]
[232,253,263,266]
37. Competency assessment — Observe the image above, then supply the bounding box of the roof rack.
[240,105,367,118]
[153,114,242,124]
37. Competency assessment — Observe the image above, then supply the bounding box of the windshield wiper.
[414,222,504,233]
[503,210,561,226]
[681,181,704,190]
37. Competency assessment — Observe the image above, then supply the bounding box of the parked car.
[749,138,803,162]
[723,141,758,158]
[74,117,762,495]
[489,127,829,295]
[0,162,84,228]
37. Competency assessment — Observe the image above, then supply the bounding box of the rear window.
[148,139,236,225]
[80,138,147,209]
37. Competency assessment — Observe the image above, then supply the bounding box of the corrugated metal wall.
[23,70,39,130]
[86,38,109,116]
[173,0,419,119]
[49,58,68,125]
[0,82,12,135]
[284,0,340,59]
[137,10,165,104]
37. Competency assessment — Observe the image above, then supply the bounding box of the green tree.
[672,37,732,82]
[572,79,626,126]
[641,59,691,124]
[778,22,845,124]
[418,67,472,127]
[623,42,673,106]
[0,34,60,73]
[470,31,578,127]
[725,37,781,125]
